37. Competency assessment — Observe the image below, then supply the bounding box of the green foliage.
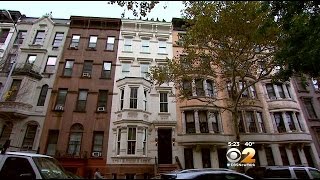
[108,1,160,18]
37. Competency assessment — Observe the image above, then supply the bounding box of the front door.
[158,129,172,164]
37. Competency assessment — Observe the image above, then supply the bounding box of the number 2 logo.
[226,147,255,164]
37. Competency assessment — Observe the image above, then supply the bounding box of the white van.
[0,151,72,179]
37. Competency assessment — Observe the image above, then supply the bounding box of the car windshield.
[32,157,70,179]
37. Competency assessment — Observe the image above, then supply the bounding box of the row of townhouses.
[0,10,320,179]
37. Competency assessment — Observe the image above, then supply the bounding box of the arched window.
[67,123,84,156]
[37,84,49,106]
[22,121,38,150]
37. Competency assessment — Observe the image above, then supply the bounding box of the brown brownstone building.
[39,16,121,178]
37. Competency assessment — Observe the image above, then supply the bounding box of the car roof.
[1,151,53,158]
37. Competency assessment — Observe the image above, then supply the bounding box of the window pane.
[89,36,97,43]
[83,61,93,73]
[65,61,74,68]
[78,90,88,100]
[103,62,111,70]
[28,55,37,64]
[107,37,115,43]
[47,57,57,65]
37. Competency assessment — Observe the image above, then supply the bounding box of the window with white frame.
[127,127,136,154]
[208,112,220,133]
[140,63,149,79]
[206,80,215,97]
[33,30,45,45]
[88,36,98,48]
[141,39,149,53]
[67,124,83,156]
[120,89,124,110]
[266,83,276,99]
[52,32,64,47]
[274,112,286,133]
[124,38,132,51]
[106,37,115,51]
[101,62,112,78]
[143,89,147,111]
[285,112,296,131]
[199,111,209,133]
[130,87,138,109]
[195,79,205,96]
[92,131,103,155]
[117,128,121,155]
[160,92,168,112]
[246,111,257,133]
[142,128,147,155]
[158,40,167,54]
[185,111,196,134]
[45,56,57,73]
[121,63,131,78]
[277,84,285,98]
[70,35,80,48]
[256,112,266,133]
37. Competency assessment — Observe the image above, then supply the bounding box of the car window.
[194,174,224,180]
[293,169,310,179]
[309,169,320,179]
[0,156,36,179]
[224,173,251,180]
[265,169,291,178]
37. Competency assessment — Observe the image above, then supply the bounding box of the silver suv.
[160,168,253,179]
[246,166,320,179]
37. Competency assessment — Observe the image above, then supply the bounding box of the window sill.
[80,76,92,79]
[122,50,133,53]
[104,49,114,52]
[157,53,168,55]
[74,110,86,113]
[158,112,170,115]
[29,44,43,47]
[140,52,150,54]
[86,48,97,51]
[68,47,78,50]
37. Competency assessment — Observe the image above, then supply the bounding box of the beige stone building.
[171,18,320,170]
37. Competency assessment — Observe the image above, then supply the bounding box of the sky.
[1,1,185,21]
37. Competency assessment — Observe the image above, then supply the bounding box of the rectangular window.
[286,84,292,98]
[312,78,319,91]
[127,127,136,154]
[292,146,302,165]
[27,55,37,64]
[257,112,266,133]
[158,40,167,54]
[106,36,115,51]
[239,81,249,98]
[206,80,214,97]
[46,130,59,156]
[142,128,147,155]
[67,132,82,156]
[88,36,98,48]
[82,60,93,75]
[121,63,131,78]
[266,83,276,99]
[249,85,257,98]
[277,84,285,98]
[285,112,296,131]
[33,30,45,45]
[143,90,147,111]
[238,112,245,133]
[92,131,104,155]
[0,29,10,43]
[76,90,88,111]
[63,60,74,76]
[101,62,111,78]
[265,147,275,165]
[117,128,121,155]
[124,38,132,51]
[182,80,192,97]
[97,90,108,109]
[303,98,318,119]
[52,32,64,47]
[274,112,286,133]
[45,56,57,73]
[6,79,22,101]
[246,111,257,133]
[14,30,27,45]
[21,124,37,150]
[120,89,124,110]
[199,111,209,133]
[210,112,220,133]
[37,85,49,106]
[279,146,289,165]
[70,35,80,48]
[195,79,205,96]
[55,89,67,106]
[130,88,138,109]
[141,39,149,53]
[186,111,195,134]
[160,92,168,112]
[140,64,149,79]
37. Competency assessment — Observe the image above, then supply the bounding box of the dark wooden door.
[158,129,172,164]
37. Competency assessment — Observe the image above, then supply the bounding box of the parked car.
[160,168,253,179]
[245,166,320,179]
[0,142,72,179]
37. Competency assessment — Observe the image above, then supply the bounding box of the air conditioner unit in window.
[97,107,105,112]
[55,105,64,111]
[70,44,78,49]
[92,152,102,157]
[82,72,91,78]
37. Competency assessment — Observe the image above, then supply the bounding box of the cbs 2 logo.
[226,147,255,164]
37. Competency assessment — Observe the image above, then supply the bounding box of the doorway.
[157,129,172,164]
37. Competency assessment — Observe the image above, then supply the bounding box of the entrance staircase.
[155,156,183,176]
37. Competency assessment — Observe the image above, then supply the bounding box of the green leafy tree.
[265,1,320,82]
[108,1,161,18]
[151,1,279,163]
